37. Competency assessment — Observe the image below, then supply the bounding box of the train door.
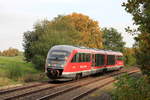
[91,54,97,74]
[91,54,95,67]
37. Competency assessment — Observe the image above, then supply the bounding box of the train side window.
[71,53,91,63]
[95,54,105,66]
[85,53,91,62]
[71,53,79,62]
[92,54,95,66]
[82,53,85,62]
[79,53,90,62]
[99,54,105,66]
[79,53,83,62]
[95,54,99,66]
[107,55,115,65]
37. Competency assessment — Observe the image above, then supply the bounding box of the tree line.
[0,48,19,57]
[23,13,135,70]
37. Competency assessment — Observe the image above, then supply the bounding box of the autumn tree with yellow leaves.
[65,13,103,48]
[0,48,19,57]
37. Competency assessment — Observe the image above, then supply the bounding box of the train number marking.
[80,65,87,68]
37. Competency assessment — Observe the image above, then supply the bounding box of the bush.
[32,55,45,70]
[112,74,150,100]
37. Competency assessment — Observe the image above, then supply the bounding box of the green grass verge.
[0,56,47,87]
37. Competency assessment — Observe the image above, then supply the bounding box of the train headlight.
[60,64,64,67]
[48,64,51,66]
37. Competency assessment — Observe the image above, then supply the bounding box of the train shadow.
[48,79,72,84]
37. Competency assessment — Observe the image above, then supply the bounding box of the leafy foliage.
[65,13,103,48]
[102,28,125,52]
[23,13,103,70]
[123,48,136,66]
[0,48,19,57]
[123,0,150,76]
[112,74,150,100]
[23,15,81,70]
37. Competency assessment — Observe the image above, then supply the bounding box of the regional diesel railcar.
[45,45,124,80]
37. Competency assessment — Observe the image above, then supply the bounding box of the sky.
[0,0,135,51]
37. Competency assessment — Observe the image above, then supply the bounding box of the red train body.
[45,45,124,80]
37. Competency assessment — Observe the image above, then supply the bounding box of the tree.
[123,0,150,76]
[23,16,81,69]
[123,48,136,66]
[102,28,125,52]
[65,13,103,48]
[23,13,103,70]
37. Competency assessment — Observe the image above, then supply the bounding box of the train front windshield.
[47,50,70,66]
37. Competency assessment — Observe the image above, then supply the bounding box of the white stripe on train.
[62,66,123,75]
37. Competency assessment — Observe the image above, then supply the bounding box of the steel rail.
[37,70,136,100]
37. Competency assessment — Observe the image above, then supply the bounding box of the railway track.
[0,80,74,100]
[0,76,94,100]
[71,70,139,100]
[0,82,49,95]
[37,69,139,100]
[0,68,139,100]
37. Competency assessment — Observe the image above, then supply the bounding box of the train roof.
[49,45,78,53]
[49,45,123,56]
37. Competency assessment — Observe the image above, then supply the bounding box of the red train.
[45,45,124,80]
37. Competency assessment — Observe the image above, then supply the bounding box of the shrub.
[32,55,45,70]
[112,74,150,100]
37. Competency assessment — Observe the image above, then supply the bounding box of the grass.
[0,56,47,87]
